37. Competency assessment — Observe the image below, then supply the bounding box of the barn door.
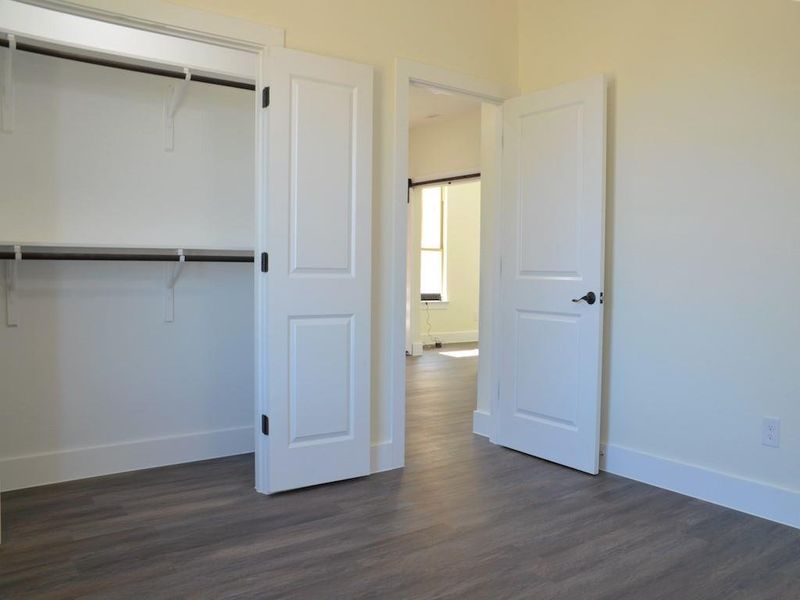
[257,48,373,493]
[495,76,606,474]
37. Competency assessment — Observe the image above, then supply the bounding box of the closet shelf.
[0,245,254,263]
[0,38,256,91]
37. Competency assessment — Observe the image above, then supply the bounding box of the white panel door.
[495,76,606,474]
[257,48,372,493]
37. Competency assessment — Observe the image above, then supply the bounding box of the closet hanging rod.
[0,38,256,91]
[408,172,481,188]
[0,251,254,263]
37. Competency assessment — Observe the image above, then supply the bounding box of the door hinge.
[261,252,269,273]
[261,414,269,435]
[262,86,270,108]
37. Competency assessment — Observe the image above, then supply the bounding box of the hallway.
[405,343,481,468]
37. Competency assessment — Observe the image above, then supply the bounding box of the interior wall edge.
[369,440,395,474]
[423,330,479,344]
[472,409,492,438]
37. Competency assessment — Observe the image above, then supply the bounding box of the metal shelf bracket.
[4,245,21,327]
[164,248,185,323]
[163,68,190,151]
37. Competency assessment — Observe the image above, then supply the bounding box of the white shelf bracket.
[2,34,16,133]
[163,68,190,151]
[5,245,21,327]
[164,249,185,323]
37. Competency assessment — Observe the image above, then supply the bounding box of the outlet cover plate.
[762,417,781,448]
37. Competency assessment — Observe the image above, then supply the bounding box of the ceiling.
[409,83,482,128]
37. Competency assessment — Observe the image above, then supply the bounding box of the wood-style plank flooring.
[1,343,799,599]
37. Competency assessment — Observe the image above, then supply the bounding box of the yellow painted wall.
[170,0,518,88]
[518,0,800,492]
[409,109,482,181]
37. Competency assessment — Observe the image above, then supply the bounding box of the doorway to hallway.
[405,343,480,467]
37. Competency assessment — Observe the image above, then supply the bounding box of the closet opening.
[0,20,260,495]
[0,36,256,90]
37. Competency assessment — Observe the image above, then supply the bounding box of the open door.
[495,76,606,475]
[257,48,373,493]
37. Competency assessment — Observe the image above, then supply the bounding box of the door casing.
[391,59,515,469]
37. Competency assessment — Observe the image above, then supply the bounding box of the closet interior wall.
[0,46,256,491]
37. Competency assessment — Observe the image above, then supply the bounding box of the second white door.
[495,76,606,475]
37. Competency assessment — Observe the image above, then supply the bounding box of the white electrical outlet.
[762,417,780,448]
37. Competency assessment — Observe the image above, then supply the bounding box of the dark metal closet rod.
[0,38,256,91]
[408,172,481,189]
[0,252,254,263]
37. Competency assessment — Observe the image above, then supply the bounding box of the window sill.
[421,300,449,310]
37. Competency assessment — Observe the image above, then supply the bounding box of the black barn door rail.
[408,172,480,189]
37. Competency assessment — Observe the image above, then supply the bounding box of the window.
[420,186,445,301]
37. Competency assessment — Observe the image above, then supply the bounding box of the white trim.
[19,0,284,50]
[0,426,254,491]
[424,330,478,344]
[472,410,492,438]
[478,102,504,441]
[601,443,800,530]
[390,58,515,472]
[0,1,259,80]
[370,441,394,474]
[420,300,449,310]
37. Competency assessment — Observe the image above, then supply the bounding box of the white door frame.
[0,0,283,494]
[18,0,284,50]
[390,59,516,468]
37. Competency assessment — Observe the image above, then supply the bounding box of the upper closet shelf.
[0,37,256,91]
[0,244,255,263]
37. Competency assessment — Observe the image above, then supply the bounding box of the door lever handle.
[572,291,596,305]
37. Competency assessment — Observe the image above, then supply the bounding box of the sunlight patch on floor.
[439,348,479,358]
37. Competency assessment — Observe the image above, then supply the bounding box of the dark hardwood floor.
[1,344,799,599]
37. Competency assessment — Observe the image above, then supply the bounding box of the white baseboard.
[601,443,800,530]
[472,409,492,438]
[0,426,254,492]
[423,330,479,345]
[370,441,396,474]
[411,342,424,356]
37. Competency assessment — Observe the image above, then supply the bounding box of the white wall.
[0,50,255,490]
[409,110,482,346]
[518,0,800,525]
[0,49,254,248]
